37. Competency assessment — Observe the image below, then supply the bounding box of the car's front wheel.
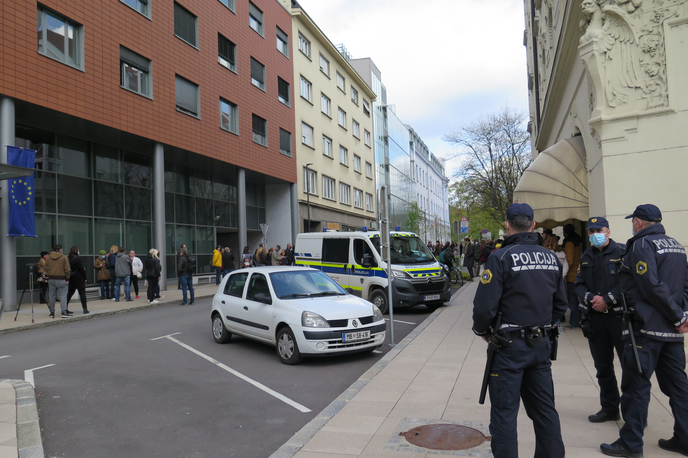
[276,326,303,365]
[212,314,232,343]
[369,289,389,314]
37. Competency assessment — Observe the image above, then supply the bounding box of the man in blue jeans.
[178,247,195,305]
[114,246,132,302]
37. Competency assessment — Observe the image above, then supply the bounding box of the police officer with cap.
[601,204,688,458]
[473,203,568,458]
[573,216,625,423]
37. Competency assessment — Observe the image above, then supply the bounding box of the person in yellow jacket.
[212,245,223,285]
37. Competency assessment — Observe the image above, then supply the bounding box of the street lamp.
[305,163,313,233]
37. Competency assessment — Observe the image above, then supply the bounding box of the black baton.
[620,294,642,374]
[479,312,511,405]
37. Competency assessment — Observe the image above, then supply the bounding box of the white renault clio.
[210,266,386,364]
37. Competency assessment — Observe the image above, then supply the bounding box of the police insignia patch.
[591,218,598,223]
[636,261,648,275]
[481,269,493,284]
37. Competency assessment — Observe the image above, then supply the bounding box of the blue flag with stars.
[7,146,37,237]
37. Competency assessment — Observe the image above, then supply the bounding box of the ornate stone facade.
[579,0,688,115]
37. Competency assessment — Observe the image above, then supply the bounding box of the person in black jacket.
[145,249,162,303]
[601,205,688,458]
[222,247,235,275]
[463,237,476,281]
[66,246,89,314]
[473,203,567,458]
[178,247,195,305]
[573,217,625,424]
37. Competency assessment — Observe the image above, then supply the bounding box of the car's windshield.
[370,235,436,264]
[269,270,347,299]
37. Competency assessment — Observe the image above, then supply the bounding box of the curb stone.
[1,379,44,458]
[0,293,215,336]
[268,281,473,458]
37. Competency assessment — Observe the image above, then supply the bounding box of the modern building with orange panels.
[0,0,297,309]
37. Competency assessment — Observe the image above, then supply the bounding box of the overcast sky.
[294,0,530,177]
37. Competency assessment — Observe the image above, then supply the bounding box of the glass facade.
[13,125,265,288]
[386,110,413,229]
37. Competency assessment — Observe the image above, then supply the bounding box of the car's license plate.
[342,330,370,342]
[424,294,441,301]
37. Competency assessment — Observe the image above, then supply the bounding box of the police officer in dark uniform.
[573,216,626,423]
[601,204,688,458]
[473,203,568,458]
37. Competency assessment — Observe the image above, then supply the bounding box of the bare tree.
[443,106,531,226]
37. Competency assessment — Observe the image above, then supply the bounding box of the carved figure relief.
[579,0,686,112]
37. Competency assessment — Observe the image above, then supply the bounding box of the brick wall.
[0,0,296,182]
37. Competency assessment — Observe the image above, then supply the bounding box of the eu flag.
[7,146,37,237]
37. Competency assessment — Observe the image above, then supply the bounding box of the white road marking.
[384,318,416,325]
[372,350,383,354]
[0,356,10,360]
[151,333,311,413]
[24,364,55,388]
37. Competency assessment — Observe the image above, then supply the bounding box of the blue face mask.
[589,233,607,247]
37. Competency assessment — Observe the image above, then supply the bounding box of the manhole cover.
[399,424,491,450]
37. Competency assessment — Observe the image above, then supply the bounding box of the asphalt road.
[0,297,435,458]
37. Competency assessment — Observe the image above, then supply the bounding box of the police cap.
[506,203,534,221]
[586,216,609,229]
[625,204,662,222]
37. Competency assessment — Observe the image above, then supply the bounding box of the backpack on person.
[439,250,446,263]
[187,256,196,274]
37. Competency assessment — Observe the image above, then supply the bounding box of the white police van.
[294,230,451,314]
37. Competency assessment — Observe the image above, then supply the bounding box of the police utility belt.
[500,325,551,348]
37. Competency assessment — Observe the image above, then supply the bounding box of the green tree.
[444,105,531,227]
[405,202,423,234]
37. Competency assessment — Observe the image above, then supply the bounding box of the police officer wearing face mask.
[573,217,625,424]
[473,203,568,458]
[601,204,688,458]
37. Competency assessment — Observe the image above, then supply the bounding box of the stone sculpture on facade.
[579,0,684,114]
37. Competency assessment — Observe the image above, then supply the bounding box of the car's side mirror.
[253,293,272,305]
[361,253,375,268]
[345,287,354,294]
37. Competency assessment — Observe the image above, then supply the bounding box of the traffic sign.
[482,229,487,234]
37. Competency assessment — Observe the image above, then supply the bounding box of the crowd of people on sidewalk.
[33,240,297,319]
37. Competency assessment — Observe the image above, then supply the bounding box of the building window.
[339,146,348,166]
[323,135,333,157]
[353,154,361,173]
[338,108,346,128]
[121,0,149,17]
[321,93,331,116]
[218,0,236,12]
[304,168,317,195]
[276,27,289,57]
[352,120,360,139]
[298,33,311,58]
[319,54,329,76]
[363,99,370,116]
[174,3,197,47]
[250,57,265,90]
[364,129,371,147]
[351,87,359,105]
[300,76,312,102]
[336,72,345,92]
[220,98,238,134]
[366,193,373,211]
[365,161,372,179]
[301,122,314,147]
[252,114,267,146]
[120,46,151,97]
[218,34,237,72]
[354,189,363,209]
[278,77,290,106]
[339,183,350,205]
[249,2,264,36]
[37,6,83,69]
[175,75,199,117]
[279,129,292,157]
[322,176,335,200]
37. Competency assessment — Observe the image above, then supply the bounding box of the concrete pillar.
[0,97,16,314]
[237,168,247,255]
[290,183,299,244]
[153,143,167,290]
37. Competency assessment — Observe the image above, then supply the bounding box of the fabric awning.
[513,136,588,226]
